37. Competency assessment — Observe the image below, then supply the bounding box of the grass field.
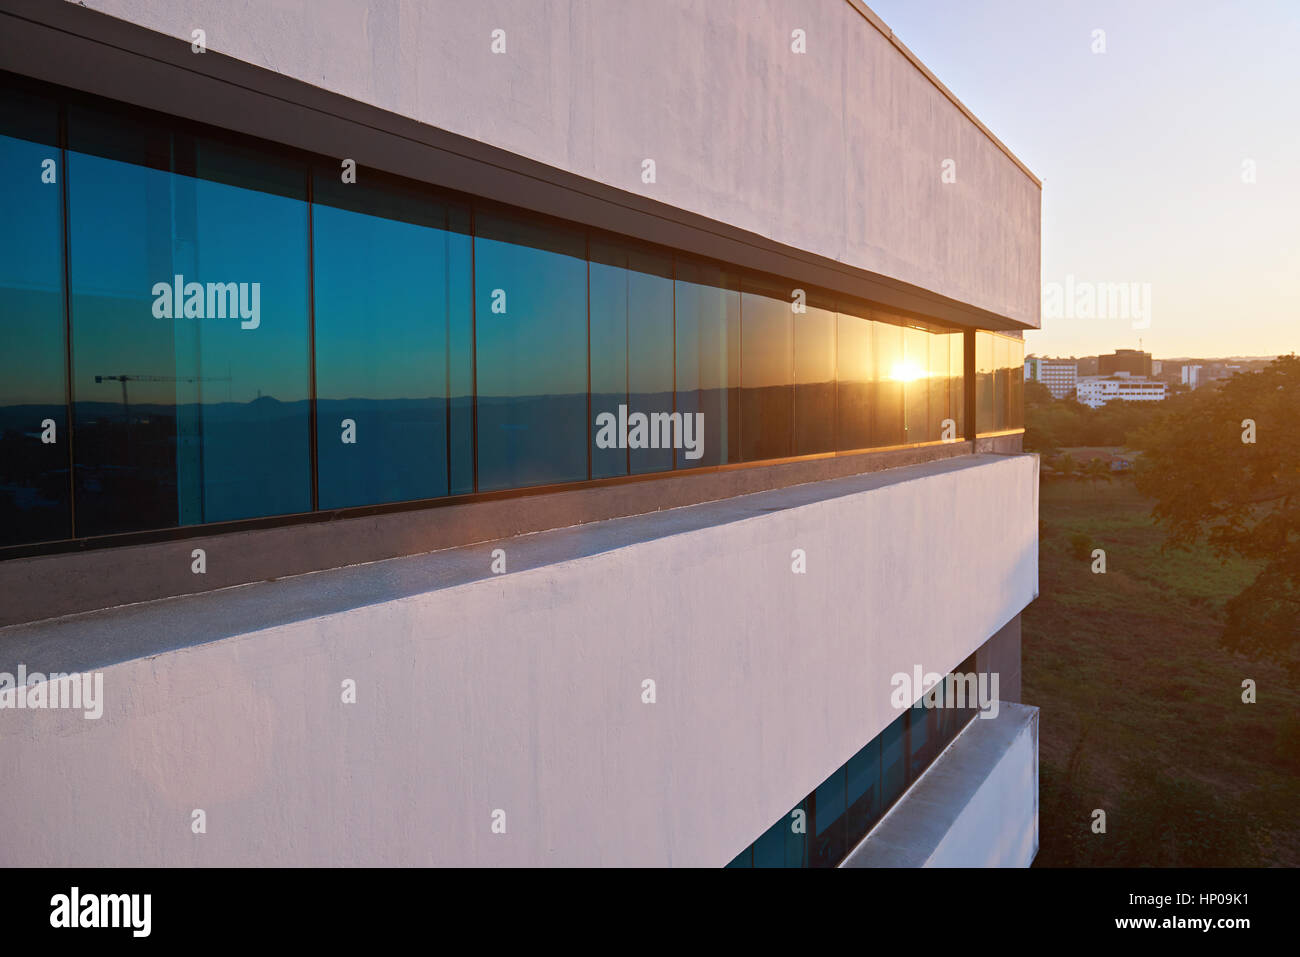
[1023,464,1300,867]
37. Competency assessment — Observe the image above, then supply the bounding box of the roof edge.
[845,0,1041,187]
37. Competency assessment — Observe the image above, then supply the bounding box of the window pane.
[313,170,471,507]
[811,765,847,867]
[903,326,931,444]
[975,331,994,434]
[994,334,1010,432]
[872,320,905,447]
[474,210,587,491]
[1007,337,1025,429]
[752,801,808,868]
[793,302,836,455]
[67,112,312,535]
[674,258,739,467]
[907,697,937,781]
[928,330,950,443]
[589,240,674,478]
[845,737,881,840]
[739,282,793,461]
[835,309,872,451]
[880,710,908,808]
[0,89,69,545]
[949,333,966,436]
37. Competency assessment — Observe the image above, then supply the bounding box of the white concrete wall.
[73,0,1041,326]
[926,704,1039,867]
[0,455,1037,866]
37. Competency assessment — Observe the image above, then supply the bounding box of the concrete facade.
[0,454,1037,867]
[843,701,1039,868]
[73,0,1041,327]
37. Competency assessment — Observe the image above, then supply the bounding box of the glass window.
[474,210,588,491]
[312,169,472,508]
[673,258,739,468]
[845,737,881,839]
[811,764,847,867]
[835,309,872,451]
[872,319,905,447]
[1007,337,1025,429]
[994,334,1010,432]
[589,239,675,478]
[928,329,951,443]
[975,331,995,434]
[752,800,808,868]
[880,710,908,809]
[907,697,937,781]
[67,109,312,535]
[950,332,966,437]
[903,325,931,444]
[793,299,836,456]
[0,89,70,545]
[739,280,793,461]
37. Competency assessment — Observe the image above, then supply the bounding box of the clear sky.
[868,0,1298,359]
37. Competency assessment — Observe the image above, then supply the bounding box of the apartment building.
[0,0,1040,867]
[1076,374,1168,409]
[1024,355,1079,399]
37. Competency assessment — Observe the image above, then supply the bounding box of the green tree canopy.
[1133,355,1300,673]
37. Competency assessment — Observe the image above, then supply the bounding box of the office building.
[1098,349,1153,377]
[0,0,1039,867]
[1076,374,1167,409]
[1024,355,1078,399]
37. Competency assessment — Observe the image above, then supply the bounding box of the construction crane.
[94,373,233,422]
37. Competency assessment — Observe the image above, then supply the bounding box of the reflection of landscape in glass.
[1,82,981,549]
[975,330,1026,434]
[66,120,312,536]
[0,111,68,545]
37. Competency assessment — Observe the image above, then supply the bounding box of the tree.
[1083,456,1113,490]
[1054,451,1078,480]
[1132,355,1300,674]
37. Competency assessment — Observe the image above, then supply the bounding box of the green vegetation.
[1024,476,1299,866]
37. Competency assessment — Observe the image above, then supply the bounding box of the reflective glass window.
[739,280,793,461]
[835,309,872,451]
[793,299,836,456]
[312,170,472,507]
[0,89,69,545]
[752,800,808,868]
[589,239,674,478]
[872,319,905,447]
[474,210,588,491]
[67,109,312,535]
[673,258,739,468]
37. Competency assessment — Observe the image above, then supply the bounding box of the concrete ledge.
[841,701,1039,868]
[0,441,974,627]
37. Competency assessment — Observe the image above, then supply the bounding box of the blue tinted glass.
[794,303,836,455]
[724,846,753,868]
[739,283,793,461]
[811,765,847,867]
[313,171,471,507]
[474,211,587,491]
[880,710,908,808]
[908,698,935,780]
[589,240,674,478]
[67,112,311,535]
[752,801,808,868]
[835,310,872,451]
[845,736,881,839]
[674,259,739,467]
[0,92,70,545]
